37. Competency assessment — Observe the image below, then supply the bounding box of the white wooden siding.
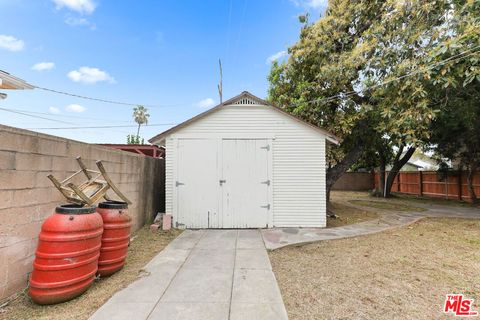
[162,104,326,228]
[165,137,174,222]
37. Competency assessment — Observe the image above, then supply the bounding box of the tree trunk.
[384,146,416,197]
[378,154,386,197]
[325,117,371,202]
[136,123,141,138]
[326,142,365,201]
[467,163,478,205]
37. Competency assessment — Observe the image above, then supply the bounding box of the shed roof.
[149,91,340,145]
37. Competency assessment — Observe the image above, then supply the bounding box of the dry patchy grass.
[269,218,480,320]
[331,190,478,209]
[393,193,480,208]
[0,227,182,320]
[327,201,379,228]
[349,199,427,212]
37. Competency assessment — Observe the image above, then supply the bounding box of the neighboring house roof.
[98,144,165,158]
[149,91,340,145]
[386,161,423,171]
[407,161,424,168]
[385,158,439,171]
[0,70,34,90]
[409,159,438,170]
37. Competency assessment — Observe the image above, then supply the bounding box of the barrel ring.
[98,201,128,209]
[56,204,96,215]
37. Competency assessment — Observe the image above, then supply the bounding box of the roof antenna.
[218,59,223,104]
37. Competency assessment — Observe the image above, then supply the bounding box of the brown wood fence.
[374,171,480,202]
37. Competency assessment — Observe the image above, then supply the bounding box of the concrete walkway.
[262,202,480,250]
[90,230,287,320]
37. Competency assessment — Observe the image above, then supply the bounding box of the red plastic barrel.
[29,204,103,305]
[96,201,132,277]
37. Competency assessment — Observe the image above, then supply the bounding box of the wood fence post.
[445,171,449,199]
[419,171,423,196]
[458,172,462,200]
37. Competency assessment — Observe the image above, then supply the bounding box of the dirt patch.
[327,201,379,228]
[269,218,480,320]
[349,199,427,212]
[0,227,182,320]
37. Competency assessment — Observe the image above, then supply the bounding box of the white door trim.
[172,138,179,227]
[267,139,274,227]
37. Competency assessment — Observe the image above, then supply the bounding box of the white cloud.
[290,0,328,9]
[266,50,288,64]
[304,0,328,8]
[32,62,55,71]
[196,98,215,109]
[52,0,96,14]
[65,16,96,29]
[0,35,24,52]
[66,104,86,113]
[49,106,61,114]
[67,66,115,84]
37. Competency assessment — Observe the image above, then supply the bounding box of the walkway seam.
[227,230,239,320]
[145,231,207,319]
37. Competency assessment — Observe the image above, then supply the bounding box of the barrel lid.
[56,204,96,214]
[98,201,128,209]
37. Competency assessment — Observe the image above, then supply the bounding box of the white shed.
[149,92,339,229]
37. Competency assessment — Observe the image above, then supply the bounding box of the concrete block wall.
[0,125,165,301]
[331,172,374,191]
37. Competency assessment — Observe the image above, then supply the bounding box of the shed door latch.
[260,145,270,151]
[261,180,270,186]
[175,181,185,187]
[260,204,270,210]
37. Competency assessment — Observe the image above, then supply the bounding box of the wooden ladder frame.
[48,157,132,206]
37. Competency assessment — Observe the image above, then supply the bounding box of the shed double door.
[176,138,270,228]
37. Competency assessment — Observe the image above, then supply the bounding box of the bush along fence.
[374,171,480,203]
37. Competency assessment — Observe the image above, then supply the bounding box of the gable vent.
[233,97,263,105]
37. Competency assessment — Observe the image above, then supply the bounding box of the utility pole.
[218,59,223,104]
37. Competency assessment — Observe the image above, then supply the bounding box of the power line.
[290,44,480,108]
[27,123,178,130]
[0,106,134,135]
[33,85,190,109]
[232,0,248,65]
[2,106,132,123]
[5,45,478,134]
[225,0,234,59]
[0,107,75,125]
[306,45,480,106]
[0,106,171,134]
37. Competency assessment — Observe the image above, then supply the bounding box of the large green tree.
[268,0,453,199]
[429,84,480,203]
[427,0,480,204]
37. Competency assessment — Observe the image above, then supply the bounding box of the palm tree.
[133,105,150,140]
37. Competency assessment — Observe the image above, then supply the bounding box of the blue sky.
[0,0,326,143]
